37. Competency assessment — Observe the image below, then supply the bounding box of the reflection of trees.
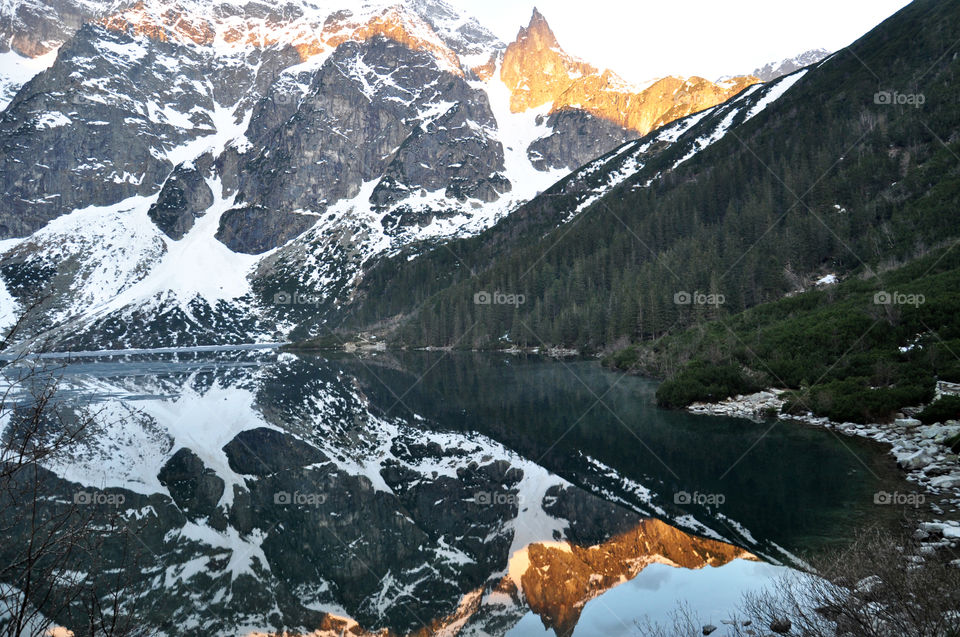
[336,352,901,552]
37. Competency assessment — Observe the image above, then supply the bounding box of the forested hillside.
[606,246,960,423]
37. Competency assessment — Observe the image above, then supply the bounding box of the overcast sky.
[450,0,912,83]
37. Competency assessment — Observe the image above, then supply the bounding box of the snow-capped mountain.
[0,0,761,352]
[750,48,831,82]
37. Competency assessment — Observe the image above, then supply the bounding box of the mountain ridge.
[750,47,831,81]
[0,0,827,353]
[322,0,960,360]
[500,7,759,137]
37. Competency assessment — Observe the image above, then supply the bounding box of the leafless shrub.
[0,308,150,636]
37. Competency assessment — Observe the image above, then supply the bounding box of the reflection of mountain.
[244,518,755,637]
[512,519,755,636]
[1,351,762,636]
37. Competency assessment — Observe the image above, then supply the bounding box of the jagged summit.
[501,7,596,112]
[528,7,549,29]
[500,7,758,136]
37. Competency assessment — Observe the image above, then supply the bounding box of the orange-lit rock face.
[239,518,754,637]
[515,518,756,637]
[98,2,215,46]
[501,8,759,136]
[324,7,462,74]
[471,53,498,82]
[97,4,463,72]
[554,73,759,137]
[500,8,596,113]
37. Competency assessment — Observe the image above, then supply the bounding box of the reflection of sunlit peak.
[507,539,572,592]
[501,518,757,636]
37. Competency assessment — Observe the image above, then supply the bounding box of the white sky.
[449,0,912,83]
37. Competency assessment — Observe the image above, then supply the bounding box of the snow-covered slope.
[526,69,810,227]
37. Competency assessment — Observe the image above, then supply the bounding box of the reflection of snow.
[46,376,277,507]
[570,559,789,635]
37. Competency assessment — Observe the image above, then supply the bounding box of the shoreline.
[687,388,960,559]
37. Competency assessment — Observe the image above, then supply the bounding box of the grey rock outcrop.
[232,36,508,251]
[528,108,635,171]
[0,23,295,239]
[148,158,215,240]
[216,206,317,255]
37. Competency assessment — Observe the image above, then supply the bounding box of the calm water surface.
[1,349,912,636]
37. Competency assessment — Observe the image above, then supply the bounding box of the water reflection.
[0,349,907,636]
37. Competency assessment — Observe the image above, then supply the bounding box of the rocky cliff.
[501,8,759,144]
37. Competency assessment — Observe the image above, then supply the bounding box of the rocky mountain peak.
[501,8,596,112]
[526,7,554,39]
[499,7,759,137]
[750,47,831,81]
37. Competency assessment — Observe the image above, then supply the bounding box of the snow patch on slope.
[101,179,264,314]
[17,194,166,324]
[165,102,252,165]
[743,69,807,122]
[0,47,58,111]
[485,70,568,208]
